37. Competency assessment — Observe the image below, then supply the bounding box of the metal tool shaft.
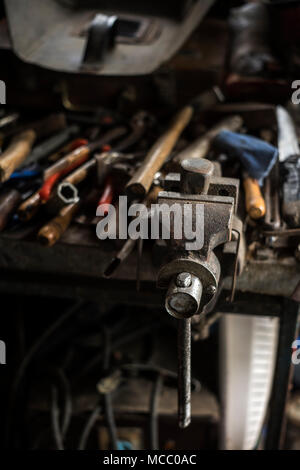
[178,318,191,429]
[276,106,300,162]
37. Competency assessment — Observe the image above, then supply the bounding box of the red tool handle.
[70,138,88,151]
[39,154,89,202]
[97,176,114,216]
[40,142,113,203]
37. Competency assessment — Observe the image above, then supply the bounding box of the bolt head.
[207,285,216,296]
[176,272,192,288]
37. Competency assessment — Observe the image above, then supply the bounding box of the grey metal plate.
[4,0,215,75]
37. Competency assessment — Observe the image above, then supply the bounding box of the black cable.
[55,369,72,438]
[31,428,51,450]
[104,393,118,450]
[78,405,101,450]
[102,328,118,451]
[149,373,163,451]
[49,370,72,449]
[6,300,84,448]
[75,319,162,382]
[122,361,201,447]
[121,363,201,391]
[29,367,72,449]
[77,328,120,451]
[103,328,110,371]
[51,386,64,450]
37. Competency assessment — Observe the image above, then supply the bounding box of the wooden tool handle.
[48,138,88,163]
[175,115,243,165]
[37,202,79,247]
[44,145,90,180]
[126,105,193,198]
[243,177,266,219]
[146,185,162,206]
[18,191,41,221]
[0,130,36,182]
[0,189,21,231]
[63,159,96,186]
[18,152,92,221]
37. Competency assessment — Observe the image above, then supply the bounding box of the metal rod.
[177,318,191,429]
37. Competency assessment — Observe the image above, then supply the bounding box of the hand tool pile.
[0,109,154,244]
[0,96,299,262]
